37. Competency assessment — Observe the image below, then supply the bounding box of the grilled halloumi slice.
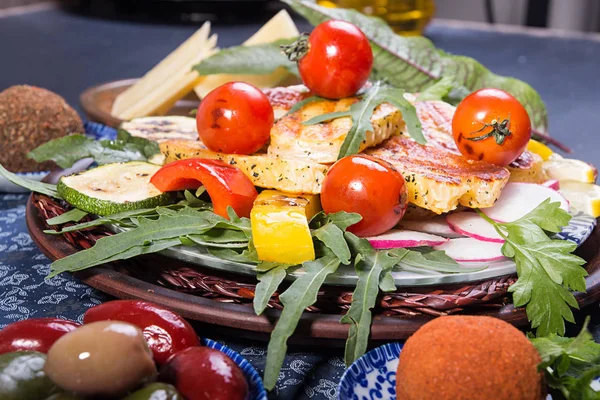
[160,139,328,194]
[268,97,405,163]
[366,136,510,213]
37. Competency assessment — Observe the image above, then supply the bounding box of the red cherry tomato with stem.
[83,300,200,365]
[0,318,80,355]
[159,346,248,400]
[321,155,408,237]
[196,82,274,154]
[452,88,531,166]
[150,158,258,218]
[284,20,373,99]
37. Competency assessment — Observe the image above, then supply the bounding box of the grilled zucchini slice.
[57,162,172,216]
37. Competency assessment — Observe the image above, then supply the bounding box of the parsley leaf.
[476,201,588,336]
[530,317,600,399]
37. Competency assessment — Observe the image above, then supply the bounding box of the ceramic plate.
[202,338,267,400]
[338,342,600,400]
[71,122,600,286]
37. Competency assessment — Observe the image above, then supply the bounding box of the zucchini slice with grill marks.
[57,162,172,216]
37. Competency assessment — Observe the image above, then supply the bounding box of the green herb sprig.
[530,317,600,399]
[476,200,587,336]
[27,129,160,169]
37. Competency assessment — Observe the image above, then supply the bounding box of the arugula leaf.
[530,317,600,399]
[390,247,481,273]
[46,208,88,225]
[282,0,549,136]
[285,95,327,116]
[312,222,351,264]
[49,207,251,277]
[27,130,160,168]
[342,233,398,365]
[264,254,341,390]
[254,265,287,315]
[476,203,587,336]
[207,242,259,264]
[180,234,248,248]
[301,110,352,125]
[333,82,424,158]
[193,38,299,76]
[0,164,61,199]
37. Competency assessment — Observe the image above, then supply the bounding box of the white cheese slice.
[117,33,218,120]
[111,22,216,119]
[193,10,299,99]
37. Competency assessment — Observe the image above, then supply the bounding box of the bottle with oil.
[316,0,435,35]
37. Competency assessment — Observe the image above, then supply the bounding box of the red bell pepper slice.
[150,158,258,218]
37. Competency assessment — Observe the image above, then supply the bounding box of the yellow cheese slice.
[117,34,218,120]
[111,22,216,119]
[193,10,299,98]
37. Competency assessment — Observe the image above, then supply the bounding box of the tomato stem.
[281,33,310,62]
[467,117,512,145]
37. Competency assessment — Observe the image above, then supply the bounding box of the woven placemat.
[34,194,516,317]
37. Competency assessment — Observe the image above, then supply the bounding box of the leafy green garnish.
[415,76,456,102]
[193,38,299,77]
[283,0,549,136]
[530,317,600,400]
[342,232,398,365]
[392,247,484,273]
[27,130,160,169]
[0,164,61,199]
[49,207,252,277]
[263,254,341,390]
[46,208,88,225]
[476,200,587,336]
[284,95,327,116]
[301,82,424,159]
[254,265,288,315]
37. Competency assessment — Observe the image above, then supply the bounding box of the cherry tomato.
[150,158,258,218]
[159,346,248,400]
[289,20,373,99]
[0,318,80,355]
[196,82,274,154]
[83,300,200,365]
[452,88,531,166]
[321,155,408,237]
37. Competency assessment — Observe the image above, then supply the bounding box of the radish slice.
[542,180,560,191]
[397,216,464,238]
[366,229,449,249]
[446,212,504,243]
[482,182,569,222]
[434,238,506,262]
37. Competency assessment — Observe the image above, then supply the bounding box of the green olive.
[44,320,157,397]
[122,382,183,400]
[0,351,57,400]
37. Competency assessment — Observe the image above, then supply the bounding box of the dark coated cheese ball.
[396,316,544,400]
[0,85,83,172]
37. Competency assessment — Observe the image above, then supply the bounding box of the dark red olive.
[159,346,248,400]
[0,318,80,355]
[83,300,199,365]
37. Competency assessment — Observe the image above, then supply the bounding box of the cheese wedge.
[193,10,299,98]
[112,23,217,120]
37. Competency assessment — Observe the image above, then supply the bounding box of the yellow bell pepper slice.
[251,190,321,264]
[527,139,553,161]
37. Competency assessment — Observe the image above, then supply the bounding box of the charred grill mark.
[211,108,225,129]
[463,143,474,155]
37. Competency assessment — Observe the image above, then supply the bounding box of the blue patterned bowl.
[338,343,402,400]
[0,121,118,193]
[202,338,267,400]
